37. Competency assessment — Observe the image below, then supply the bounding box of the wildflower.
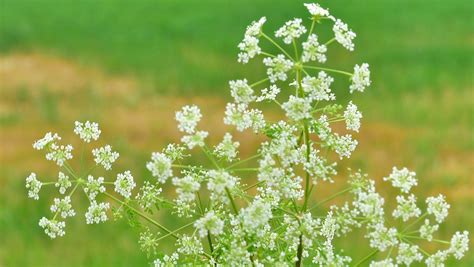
[369,259,395,267]
[139,230,159,257]
[425,250,448,267]
[419,219,439,241]
[181,131,208,149]
[303,150,337,183]
[50,196,76,219]
[136,181,163,212]
[214,133,240,161]
[302,34,327,63]
[256,84,280,102]
[238,17,266,63]
[396,242,423,265]
[248,108,266,133]
[146,152,173,183]
[383,167,417,193]
[229,79,255,104]
[73,121,101,142]
[344,101,362,132]
[176,235,204,255]
[224,103,252,131]
[46,144,73,166]
[33,132,60,150]
[275,18,307,44]
[330,134,358,159]
[163,143,187,161]
[55,172,72,194]
[175,105,202,134]
[350,63,371,93]
[332,19,356,51]
[282,95,312,121]
[304,3,331,19]
[154,253,179,267]
[85,201,110,224]
[172,175,200,203]
[448,231,469,260]
[26,172,42,200]
[240,199,273,231]
[114,171,136,199]
[92,145,119,170]
[392,194,421,222]
[301,72,335,101]
[263,54,294,82]
[207,170,238,194]
[367,223,398,251]
[83,175,105,200]
[39,217,66,239]
[426,194,450,223]
[194,211,224,237]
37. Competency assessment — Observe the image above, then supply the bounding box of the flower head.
[85,201,110,224]
[350,63,371,93]
[302,34,327,63]
[194,211,224,237]
[26,172,42,200]
[114,171,136,199]
[383,167,417,193]
[55,172,72,194]
[74,121,101,142]
[344,101,362,132]
[84,175,105,200]
[175,105,202,134]
[50,196,76,219]
[146,152,173,183]
[92,145,119,170]
[46,144,73,166]
[181,131,208,149]
[426,194,450,223]
[275,18,307,44]
[333,19,356,51]
[33,132,60,150]
[301,71,335,101]
[39,217,66,239]
[263,54,294,83]
[229,79,255,104]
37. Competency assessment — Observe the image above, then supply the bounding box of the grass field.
[0,0,473,266]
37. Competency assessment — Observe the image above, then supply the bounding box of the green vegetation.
[0,0,472,266]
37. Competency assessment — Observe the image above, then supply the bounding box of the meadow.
[0,0,473,266]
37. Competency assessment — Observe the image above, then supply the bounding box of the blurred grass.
[0,0,473,266]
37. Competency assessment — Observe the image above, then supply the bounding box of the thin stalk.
[309,188,351,211]
[354,249,378,266]
[250,77,270,87]
[262,33,294,61]
[225,187,238,214]
[303,65,352,76]
[226,153,261,169]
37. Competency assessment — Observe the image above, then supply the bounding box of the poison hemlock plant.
[26,3,469,266]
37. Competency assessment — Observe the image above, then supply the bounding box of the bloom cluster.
[26,3,469,266]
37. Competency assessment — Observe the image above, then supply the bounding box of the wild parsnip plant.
[26,3,469,266]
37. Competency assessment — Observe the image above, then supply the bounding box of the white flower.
[344,101,362,132]
[392,194,421,221]
[229,79,255,104]
[419,219,439,241]
[302,34,327,63]
[114,170,136,199]
[426,194,450,223]
[181,131,208,149]
[26,172,42,200]
[238,17,266,64]
[248,108,266,133]
[176,235,204,255]
[50,196,76,219]
[83,175,105,200]
[146,152,173,184]
[139,230,159,256]
[154,253,179,267]
[330,134,358,159]
[224,103,252,131]
[175,105,202,134]
[350,63,371,93]
[369,259,396,267]
[263,54,294,82]
[367,223,398,251]
[39,217,65,239]
[303,150,337,184]
[240,199,273,231]
[256,85,280,102]
[275,18,307,44]
[207,170,238,194]
[301,72,335,101]
[396,242,423,265]
[33,132,60,150]
[85,201,110,224]
[425,250,448,267]
[333,19,356,51]
[304,3,331,18]
[92,145,119,170]
[172,175,200,203]
[136,181,163,212]
[73,121,101,142]
[214,133,240,161]
[46,144,73,166]
[282,95,312,121]
[194,211,224,237]
[55,172,72,194]
[448,231,469,260]
[383,167,417,193]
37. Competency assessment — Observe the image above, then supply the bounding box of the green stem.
[324,38,336,46]
[262,32,294,61]
[243,181,265,191]
[354,249,378,266]
[225,187,238,214]
[309,188,351,211]
[226,153,261,169]
[104,192,177,238]
[303,65,352,76]
[250,77,270,87]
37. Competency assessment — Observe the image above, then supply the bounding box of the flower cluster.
[25,3,469,266]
